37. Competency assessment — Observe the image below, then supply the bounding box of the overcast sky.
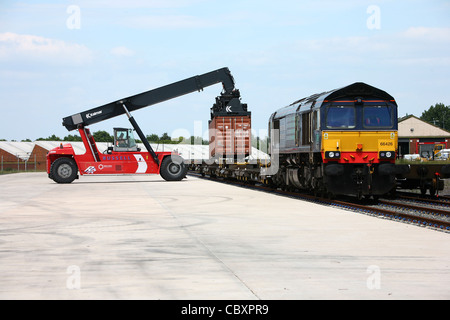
[1,0,449,141]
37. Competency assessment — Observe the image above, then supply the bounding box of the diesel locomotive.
[267,82,398,199]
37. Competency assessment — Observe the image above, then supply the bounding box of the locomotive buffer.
[47,67,248,183]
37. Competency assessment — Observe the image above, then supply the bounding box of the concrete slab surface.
[0,172,449,300]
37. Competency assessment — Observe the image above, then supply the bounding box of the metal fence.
[0,154,39,173]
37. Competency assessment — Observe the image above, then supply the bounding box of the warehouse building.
[0,141,35,171]
[1,141,268,172]
[398,115,450,158]
[31,141,90,171]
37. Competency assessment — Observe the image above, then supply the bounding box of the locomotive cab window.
[363,105,393,128]
[326,106,356,129]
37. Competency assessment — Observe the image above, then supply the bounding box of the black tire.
[159,155,186,181]
[50,157,78,183]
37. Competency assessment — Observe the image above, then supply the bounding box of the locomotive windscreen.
[326,106,356,129]
[363,105,394,128]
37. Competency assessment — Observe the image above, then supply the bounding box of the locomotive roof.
[272,82,396,119]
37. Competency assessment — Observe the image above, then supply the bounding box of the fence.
[0,154,40,173]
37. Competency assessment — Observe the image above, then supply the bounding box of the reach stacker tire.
[50,157,78,184]
[160,155,186,181]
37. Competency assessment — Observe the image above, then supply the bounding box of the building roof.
[140,143,269,160]
[34,141,87,155]
[0,141,35,160]
[1,141,269,161]
[398,115,450,138]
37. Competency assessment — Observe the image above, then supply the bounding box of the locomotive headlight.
[325,151,341,159]
[379,151,395,159]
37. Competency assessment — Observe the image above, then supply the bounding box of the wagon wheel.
[420,185,427,195]
[429,185,437,196]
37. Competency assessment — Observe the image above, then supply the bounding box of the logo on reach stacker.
[86,110,103,119]
[84,166,96,174]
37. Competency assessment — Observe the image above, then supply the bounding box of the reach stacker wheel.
[160,155,186,181]
[50,157,78,184]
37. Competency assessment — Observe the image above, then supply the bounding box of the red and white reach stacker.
[46,68,249,183]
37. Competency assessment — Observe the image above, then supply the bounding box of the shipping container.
[209,116,251,159]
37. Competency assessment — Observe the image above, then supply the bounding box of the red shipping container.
[209,116,251,159]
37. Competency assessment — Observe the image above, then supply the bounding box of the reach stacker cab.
[46,67,248,183]
[113,128,139,152]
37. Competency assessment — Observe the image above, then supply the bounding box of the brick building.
[0,141,88,172]
[29,143,54,171]
[31,141,90,171]
[0,141,34,171]
[398,115,450,158]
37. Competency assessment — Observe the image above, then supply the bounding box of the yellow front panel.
[322,131,397,152]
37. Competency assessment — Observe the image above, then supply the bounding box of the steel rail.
[188,171,450,231]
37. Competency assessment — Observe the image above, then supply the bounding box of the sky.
[1,0,450,141]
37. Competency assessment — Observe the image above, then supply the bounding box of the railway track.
[188,171,450,233]
[396,191,450,204]
[342,198,450,231]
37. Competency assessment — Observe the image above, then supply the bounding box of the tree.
[189,136,208,145]
[146,134,159,142]
[146,133,186,144]
[93,130,113,142]
[420,103,450,130]
[160,132,171,141]
[64,134,82,142]
[174,136,186,144]
[37,134,62,141]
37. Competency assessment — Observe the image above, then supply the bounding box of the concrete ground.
[0,172,449,300]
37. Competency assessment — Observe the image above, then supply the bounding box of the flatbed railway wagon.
[396,163,450,196]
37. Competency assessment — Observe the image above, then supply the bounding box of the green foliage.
[63,134,82,142]
[420,103,450,130]
[160,132,170,141]
[146,133,204,144]
[36,134,62,141]
[5,131,270,149]
[146,134,160,142]
[252,134,269,152]
[187,136,208,145]
[93,130,113,142]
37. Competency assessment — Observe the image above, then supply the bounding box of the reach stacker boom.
[46,67,248,183]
